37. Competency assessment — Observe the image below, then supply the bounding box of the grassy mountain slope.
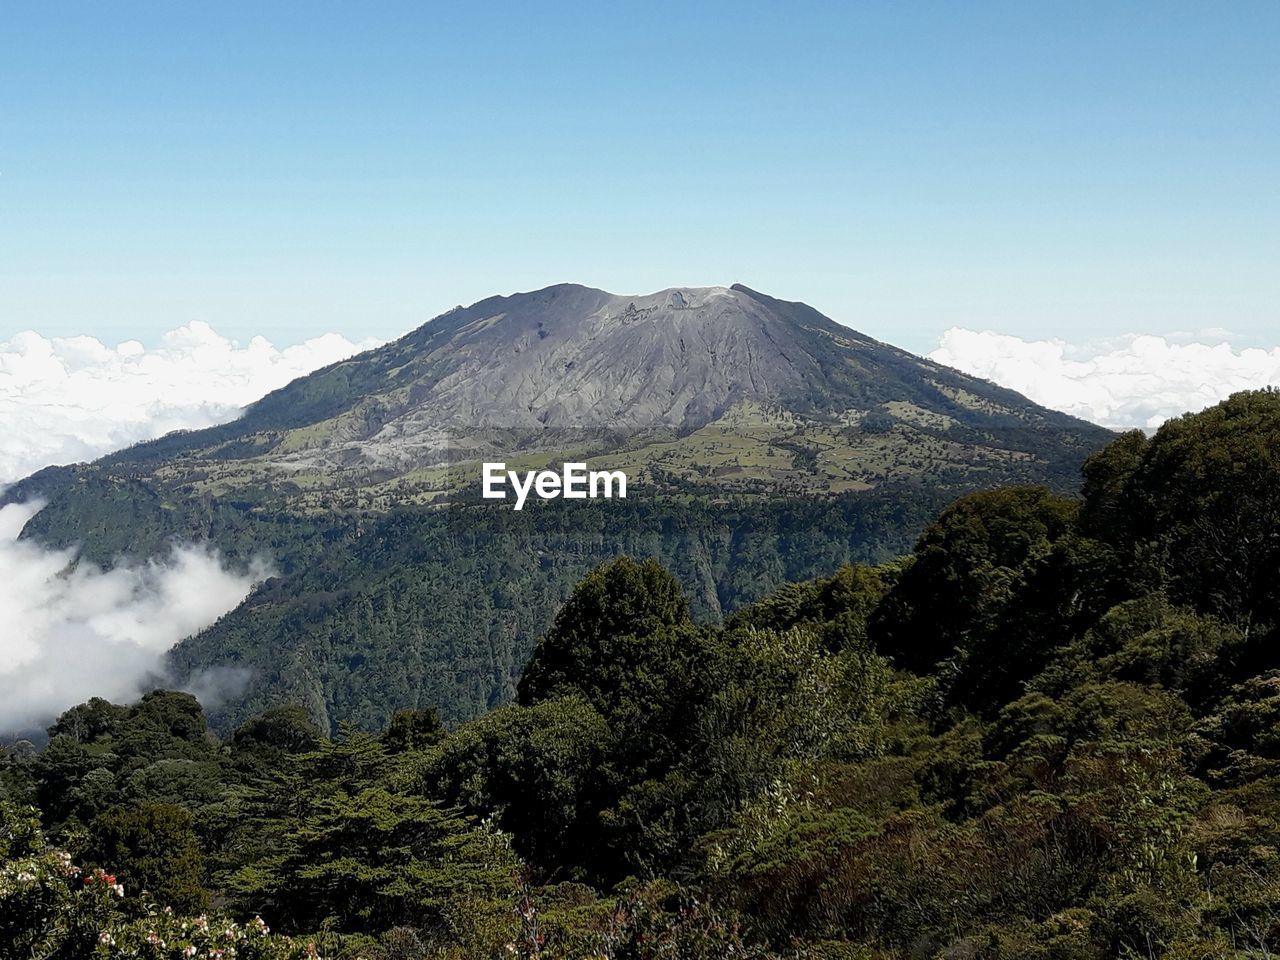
[7,283,1109,514]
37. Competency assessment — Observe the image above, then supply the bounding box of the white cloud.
[0,500,269,735]
[929,329,1280,430]
[0,321,381,484]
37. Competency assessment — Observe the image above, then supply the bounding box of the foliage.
[1,801,313,959]
[424,696,610,876]
[8,390,1280,957]
[869,486,1079,673]
[85,802,209,914]
[231,730,518,943]
[517,557,694,709]
[12,480,995,734]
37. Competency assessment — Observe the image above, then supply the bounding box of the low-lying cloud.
[0,320,374,730]
[929,329,1280,430]
[0,321,381,484]
[0,500,270,736]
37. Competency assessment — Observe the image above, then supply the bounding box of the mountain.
[16,283,1106,513]
[228,281,1073,436]
[4,283,1113,731]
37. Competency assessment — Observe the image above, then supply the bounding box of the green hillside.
[4,284,1110,517]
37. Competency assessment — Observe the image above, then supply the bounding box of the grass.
[107,401,1054,514]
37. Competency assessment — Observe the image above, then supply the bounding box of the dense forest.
[9,470,1031,735]
[5,389,1280,958]
[168,485,954,733]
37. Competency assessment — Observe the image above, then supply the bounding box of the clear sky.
[1,1,1277,354]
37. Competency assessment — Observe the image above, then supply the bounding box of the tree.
[85,802,209,913]
[1093,389,1280,633]
[46,696,129,744]
[232,705,324,760]
[726,562,891,652]
[32,692,239,840]
[232,706,327,783]
[1078,428,1147,541]
[426,696,609,876]
[123,690,210,751]
[517,556,692,709]
[382,707,445,754]
[1,801,317,960]
[869,486,1078,672]
[233,729,517,940]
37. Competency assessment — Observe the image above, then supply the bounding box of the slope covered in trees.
[5,389,1280,958]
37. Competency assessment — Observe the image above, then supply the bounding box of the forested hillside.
[168,486,951,732]
[5,390,1280,959]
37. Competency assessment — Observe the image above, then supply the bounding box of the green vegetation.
[7,390,1280,957]
[1,283,1107,513]
[23,479,957,733]
[0,291,1112,736]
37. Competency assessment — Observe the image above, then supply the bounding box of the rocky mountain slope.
[166,281,1090,432]
[10,283,1109,517]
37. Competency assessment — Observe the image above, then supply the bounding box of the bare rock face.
[243,282,1098,447]
[390,284,846,431]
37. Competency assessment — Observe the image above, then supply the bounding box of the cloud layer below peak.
[0,322,382,485]
[928,329,1280,430]
[0,500,270,734]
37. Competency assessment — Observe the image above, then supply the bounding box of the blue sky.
[1,1,1277,354]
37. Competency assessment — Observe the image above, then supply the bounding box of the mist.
[929,329,1280,430]
[0,500,269,736]
[0,321,381,484]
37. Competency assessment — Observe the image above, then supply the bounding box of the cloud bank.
[0,322,381,484]
[0,500,270,735]
[929,330,1280,430]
